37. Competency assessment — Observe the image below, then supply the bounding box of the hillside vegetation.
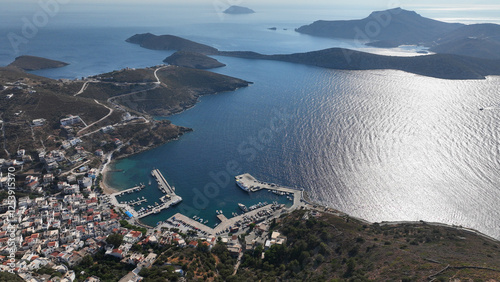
[119,210,500,281]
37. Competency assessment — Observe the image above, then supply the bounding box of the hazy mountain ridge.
[295,8,464,45]
[296,8,500,60]
[223,5,255,14]
[429,24,500,59]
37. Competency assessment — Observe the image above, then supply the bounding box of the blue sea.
[1,2,499,239]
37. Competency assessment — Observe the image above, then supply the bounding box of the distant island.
[127,32,500,79]
[8,55,69,71]
[126,33,218,54]
[163,51,226,69]
[296,8,500,60]
[223,5,255,14]
[296,8,462,46]
[218,48,500,80]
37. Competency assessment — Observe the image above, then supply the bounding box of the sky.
[2,0,500,28]
[5,0,500,9]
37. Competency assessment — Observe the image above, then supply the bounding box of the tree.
[0,271,23,281]
[106,233,123,247]
[254,244,263,258]
[212,242,227,255]
[81,255,94,268]
[344,258,356,278]
[197,240,209,253]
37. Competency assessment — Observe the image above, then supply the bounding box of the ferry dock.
[159,173,304,236]
[235,173,303,210]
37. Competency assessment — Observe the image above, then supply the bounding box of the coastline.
[100,140,500,242]
[99,129,190,195]
[100,157,120,195]
[97,86,250,193]
[148,84,252,117]
[101,157,500,242]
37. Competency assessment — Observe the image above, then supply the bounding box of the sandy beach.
[100,155,120,195]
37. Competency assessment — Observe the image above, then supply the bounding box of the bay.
[1,4,499,239]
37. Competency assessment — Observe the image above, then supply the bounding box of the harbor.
[157,173,306,236]
[109,169,182,219]
[110,172,304,235]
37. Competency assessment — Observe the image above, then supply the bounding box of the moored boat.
[238,203,248,212]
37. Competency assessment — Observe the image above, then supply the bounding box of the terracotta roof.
[130,231,142,238]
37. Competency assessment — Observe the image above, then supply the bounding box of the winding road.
[73,81,90,96]
[77,100,114,135]
[75,66,168,136]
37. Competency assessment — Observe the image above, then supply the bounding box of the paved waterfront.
[155,174,306,236]
[235,173,303,211]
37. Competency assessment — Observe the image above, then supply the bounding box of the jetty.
[109,169,182,219]
[115,184,145,196]
[136,195,182,219]
[217,213,228,222]
[136,169,182,219]
[152,169,175,194]
[235,173,303,211]
[125,198,147,206]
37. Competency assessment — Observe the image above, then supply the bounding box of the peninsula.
[0,63,249,161]
[8,55,69,71]
[127,32,500,79]
[218,48,500,80]
[163,51,226,69]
